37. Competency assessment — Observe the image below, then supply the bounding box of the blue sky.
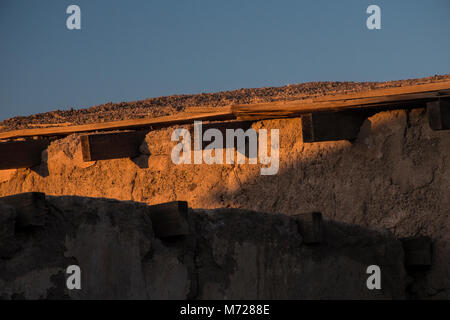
[1,0,449,121]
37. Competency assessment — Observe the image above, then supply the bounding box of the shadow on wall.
[192,108,450,299]
[0,194,409,299]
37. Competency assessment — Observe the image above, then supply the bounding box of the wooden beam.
[0,192,47,227]
[0,139,49,170]
[80,131,147,161]
[401,236,432,268]
[293,212,323,244]
[188,120,254,149]
[301,110,369,142]
[232,81,450,120]
[0,108,235,140]
[1,81,449,140]
[148,201,190,238]
[427,99,450,130]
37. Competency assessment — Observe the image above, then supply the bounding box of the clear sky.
[1,0,449,121]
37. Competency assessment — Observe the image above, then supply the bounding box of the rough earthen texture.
[194,209,406,299]
[0,106,449,298]
[1,74,449,131]
[0,196,406,299]
[1,75,450,299]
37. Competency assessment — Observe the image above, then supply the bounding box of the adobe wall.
[0,107,449,298]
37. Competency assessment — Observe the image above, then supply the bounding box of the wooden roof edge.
[231,80,450,110]
[0,108,235,140]
[1,80,450,140]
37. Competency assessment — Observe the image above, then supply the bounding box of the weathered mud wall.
[0,195,406,299]
[1,107,449,298]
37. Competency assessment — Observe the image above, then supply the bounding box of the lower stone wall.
[0,195,406,299]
